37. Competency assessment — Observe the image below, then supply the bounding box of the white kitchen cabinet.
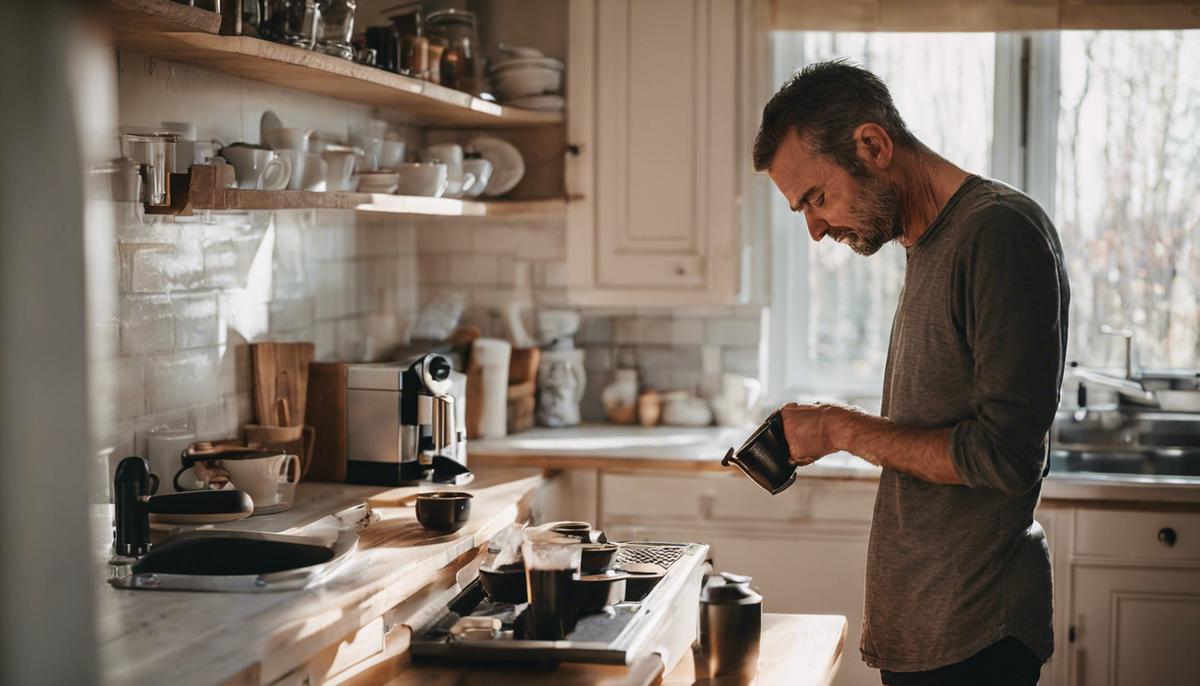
[536,465,1200,686]
[1064,508,1200,686]
[599,473,879,686]
[565,0,741,305]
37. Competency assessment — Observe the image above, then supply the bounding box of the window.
[768,32,997,400]
[1055,31,1200,370]
[769,30,1200,402]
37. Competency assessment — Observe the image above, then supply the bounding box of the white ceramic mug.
[221,454,301,508]
[322,148,358,191]
[422,144,475,197]
[379,139,406,169]
[462,157,493,198]
[277,149,304,190]
[394,162,449,197]
[301,153,327,191]
[221,144,291,190]
[145,429,196,494]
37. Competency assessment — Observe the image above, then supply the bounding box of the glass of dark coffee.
[521,533,582,640]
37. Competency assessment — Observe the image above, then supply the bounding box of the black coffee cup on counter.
[415,492,473,532]
[722,409,798,495]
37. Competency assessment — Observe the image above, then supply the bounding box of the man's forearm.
[834,410,964,485]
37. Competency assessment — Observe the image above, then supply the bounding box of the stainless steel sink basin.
[1054,409,1200,450]
[110,529,357,592]
[1050,448,1200,479]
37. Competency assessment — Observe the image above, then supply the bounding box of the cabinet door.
[566,0,739,304]
[1070,565,1200,686]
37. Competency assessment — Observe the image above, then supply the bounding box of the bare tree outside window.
[1056,30,1200,371]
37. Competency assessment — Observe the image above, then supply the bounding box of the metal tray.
[410,541,708,665]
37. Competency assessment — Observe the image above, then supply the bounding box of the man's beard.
[833,175,903,256]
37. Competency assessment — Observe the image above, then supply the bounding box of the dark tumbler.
[721,409,798,494]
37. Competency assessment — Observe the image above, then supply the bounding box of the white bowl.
[394,163,448,197]
[491,66,562,101]
[489,57,563,74]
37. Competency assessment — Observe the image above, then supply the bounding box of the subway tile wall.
[416,216,766,421]
[91,204,419,462]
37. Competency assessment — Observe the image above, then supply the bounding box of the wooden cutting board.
[304,361,347,482]
[250,342,314,427]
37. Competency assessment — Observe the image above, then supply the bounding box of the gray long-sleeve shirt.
[861,176,1069,671]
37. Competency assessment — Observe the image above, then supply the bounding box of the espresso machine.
[346,353,469,486]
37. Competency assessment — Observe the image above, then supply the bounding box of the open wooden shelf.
[148,164,566,218]
[97,0,562,129]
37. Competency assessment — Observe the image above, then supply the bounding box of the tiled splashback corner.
[90,205,420,461]
[416,215,767,422]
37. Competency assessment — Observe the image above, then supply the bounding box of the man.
[753,61,1069,685]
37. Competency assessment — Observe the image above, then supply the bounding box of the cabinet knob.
[1158,527,1177,548]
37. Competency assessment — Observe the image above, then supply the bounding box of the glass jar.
[424,9,482,94]
[317,0,355,58]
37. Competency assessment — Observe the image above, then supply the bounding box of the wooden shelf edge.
[146,165,566,219]
[99,0,222,35]
[99,1,562,129]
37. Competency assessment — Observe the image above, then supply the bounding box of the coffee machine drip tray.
[346,456,474,487]
[410,541,708,666]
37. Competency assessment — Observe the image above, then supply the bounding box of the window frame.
[766,31,1062,404]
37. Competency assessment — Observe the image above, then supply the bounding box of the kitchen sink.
[1051,406,1200,480]
[110,529,358,592]
[1054,409,1200,449]
[1050,448,1200,479]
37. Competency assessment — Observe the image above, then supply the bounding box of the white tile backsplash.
[93,53,424,461]
[96,206,420,454]
[412,215,765,419]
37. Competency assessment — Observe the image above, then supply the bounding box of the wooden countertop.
[469,424,881,480]
[96,468,543,686]
[470,425,1200,505]
[351,613,847,686]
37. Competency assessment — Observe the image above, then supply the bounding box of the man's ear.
[854,123,893,170]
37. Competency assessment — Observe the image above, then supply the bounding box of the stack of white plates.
[488,46,564,108]
[354,172,399,194]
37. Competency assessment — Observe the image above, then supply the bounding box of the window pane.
[1056,30,1200,370]
[771,32,996,393]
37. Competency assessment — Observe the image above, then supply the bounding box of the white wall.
[0,3,101,683]
[90,53,422,485]
[415,215,766,420]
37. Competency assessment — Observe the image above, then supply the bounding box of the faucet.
[111,455,254,564]
[112,456,155,559]
[1099,324,1136,379]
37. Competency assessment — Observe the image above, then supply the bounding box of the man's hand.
[779,402,858,465]
[777,402,965,485]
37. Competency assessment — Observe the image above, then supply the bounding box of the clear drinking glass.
[521,533,582,640]
[119,133,178,205]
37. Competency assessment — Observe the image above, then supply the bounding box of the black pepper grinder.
[696,572,763,683]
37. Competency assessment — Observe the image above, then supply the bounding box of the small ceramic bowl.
[573,570,628,612]
[580,542,620,573]
[415,491,473,532]
[550,521,592,542]
[479,562,527,603]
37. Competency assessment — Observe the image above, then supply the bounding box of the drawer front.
[600,473,877,527]
[1073,509,1200,563]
